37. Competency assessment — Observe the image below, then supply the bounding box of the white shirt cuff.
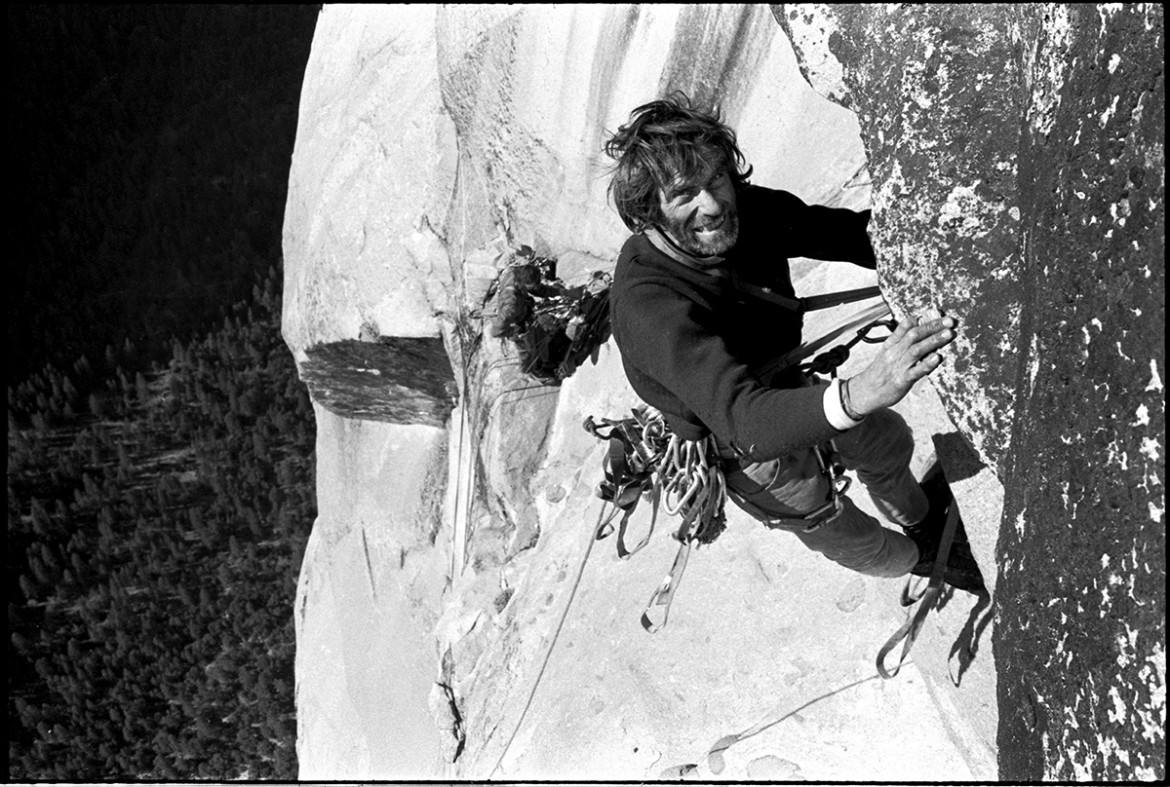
[824,378,864,431]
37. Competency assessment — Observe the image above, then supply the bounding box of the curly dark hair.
[603,91,753,233]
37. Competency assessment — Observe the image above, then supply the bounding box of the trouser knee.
[835,408,915,474]
[792,497,919,578]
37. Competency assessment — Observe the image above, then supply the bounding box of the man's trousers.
[717,408,926,578]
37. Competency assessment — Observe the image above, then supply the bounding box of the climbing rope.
[704,671,886,774]
[488,501,609,778]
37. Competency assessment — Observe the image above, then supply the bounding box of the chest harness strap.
[729,280,896,534]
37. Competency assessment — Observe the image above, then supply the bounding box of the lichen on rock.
[776,3,1165,781]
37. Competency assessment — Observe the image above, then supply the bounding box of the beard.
[662,210,740,258]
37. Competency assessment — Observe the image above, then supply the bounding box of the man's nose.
[694,188,721,214]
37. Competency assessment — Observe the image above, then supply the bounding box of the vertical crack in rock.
[436,7,563,257]
[428,680,466,764]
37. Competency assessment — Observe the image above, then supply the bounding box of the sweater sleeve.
[772,190,877,268]
[615,278,845,461]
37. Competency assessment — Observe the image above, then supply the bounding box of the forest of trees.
[7,6,322,779]
[8,267,316,778]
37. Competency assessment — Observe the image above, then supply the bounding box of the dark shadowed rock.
[300,338,457,427]
[778,3,1027,476]
[777,3,1165,781]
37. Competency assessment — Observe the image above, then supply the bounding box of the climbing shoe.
[902,464,951,567]
[904,468,986,594]
[906,467,951,535]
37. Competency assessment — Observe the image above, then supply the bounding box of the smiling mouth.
[693,214,725,233]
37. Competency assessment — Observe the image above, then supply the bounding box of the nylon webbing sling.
[759,301,893,380]
[875,498,963,679]
[734,281,883,314]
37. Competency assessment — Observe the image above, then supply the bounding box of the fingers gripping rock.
[849,314,958,414]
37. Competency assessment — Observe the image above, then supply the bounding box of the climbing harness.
[743,292,896,536]
[759,294,976,680]
[750,297,980,680]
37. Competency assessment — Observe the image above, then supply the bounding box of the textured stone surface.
[1001,6,1165,781]
[776,3,1165,781]
[300,338,457,426]
[778,3,1026,477]
[294,411,450,779]
[281,4,456,360]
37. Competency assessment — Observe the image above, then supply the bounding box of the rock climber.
[602,92,981,591]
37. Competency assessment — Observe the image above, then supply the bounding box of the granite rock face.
[777,3,1165,780]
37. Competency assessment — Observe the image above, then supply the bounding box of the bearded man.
[603,93,982,590]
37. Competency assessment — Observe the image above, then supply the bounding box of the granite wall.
[776,3,1165,780]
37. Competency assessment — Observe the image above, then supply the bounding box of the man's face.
[656,166,739,260]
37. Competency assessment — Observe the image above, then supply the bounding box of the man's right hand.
[845,311,957,416]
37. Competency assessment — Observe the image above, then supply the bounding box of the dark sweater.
[610,183,877,461]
